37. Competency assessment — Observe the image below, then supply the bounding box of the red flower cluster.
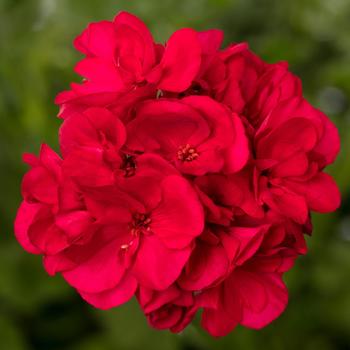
[15,12,341,337]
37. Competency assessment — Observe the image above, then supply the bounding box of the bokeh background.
[1,0,350,349]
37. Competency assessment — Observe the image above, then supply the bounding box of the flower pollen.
[130,213,152,236]
[177,144,199,162]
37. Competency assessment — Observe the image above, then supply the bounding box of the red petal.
[263,187,309,224]
[74,20,117,59]
[79,274,137,310]
[59,107,126,157]
[132,235,191,290]
[55,211,93,241]
[74,57,124,92]
[14,201,43,254]
[224,226,267,265]
[285,172,341,213]
[257,117,318,161]
[114,11,156,71]
[63,236,126,293]
[239,272,288,329]
[63,148,115,187]
[178,241,229,290]
[151,176,204,249]
[201,286,241,337]
[224,113,250,173]
[155,28,201,92]
[197,29,223,54]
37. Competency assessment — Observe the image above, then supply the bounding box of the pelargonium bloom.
[126,96,249,175]
[62,173,204,306]
[15,11,340,338]
[254,97,341,224]
[55,11,202,119]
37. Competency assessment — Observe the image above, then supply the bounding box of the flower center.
[120,154,137,177]
[130,213,151,236]
[177,144,199,162]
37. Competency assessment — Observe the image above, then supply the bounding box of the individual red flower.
[55,11,202,118]
[200,264,288,337]
[58,106,126,187]
[126,96,249,175]
[15,10,341,338]
[62,173,204,295]
[181,41,266,112]
[253,97,341,224]
[197,218,304,337]
[15,144,94,256]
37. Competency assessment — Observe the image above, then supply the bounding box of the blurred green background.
[1,0,349,349]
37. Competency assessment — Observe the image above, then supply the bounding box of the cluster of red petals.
[15,12,341,337]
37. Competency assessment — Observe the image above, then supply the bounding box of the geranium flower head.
[15,11,341,338]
